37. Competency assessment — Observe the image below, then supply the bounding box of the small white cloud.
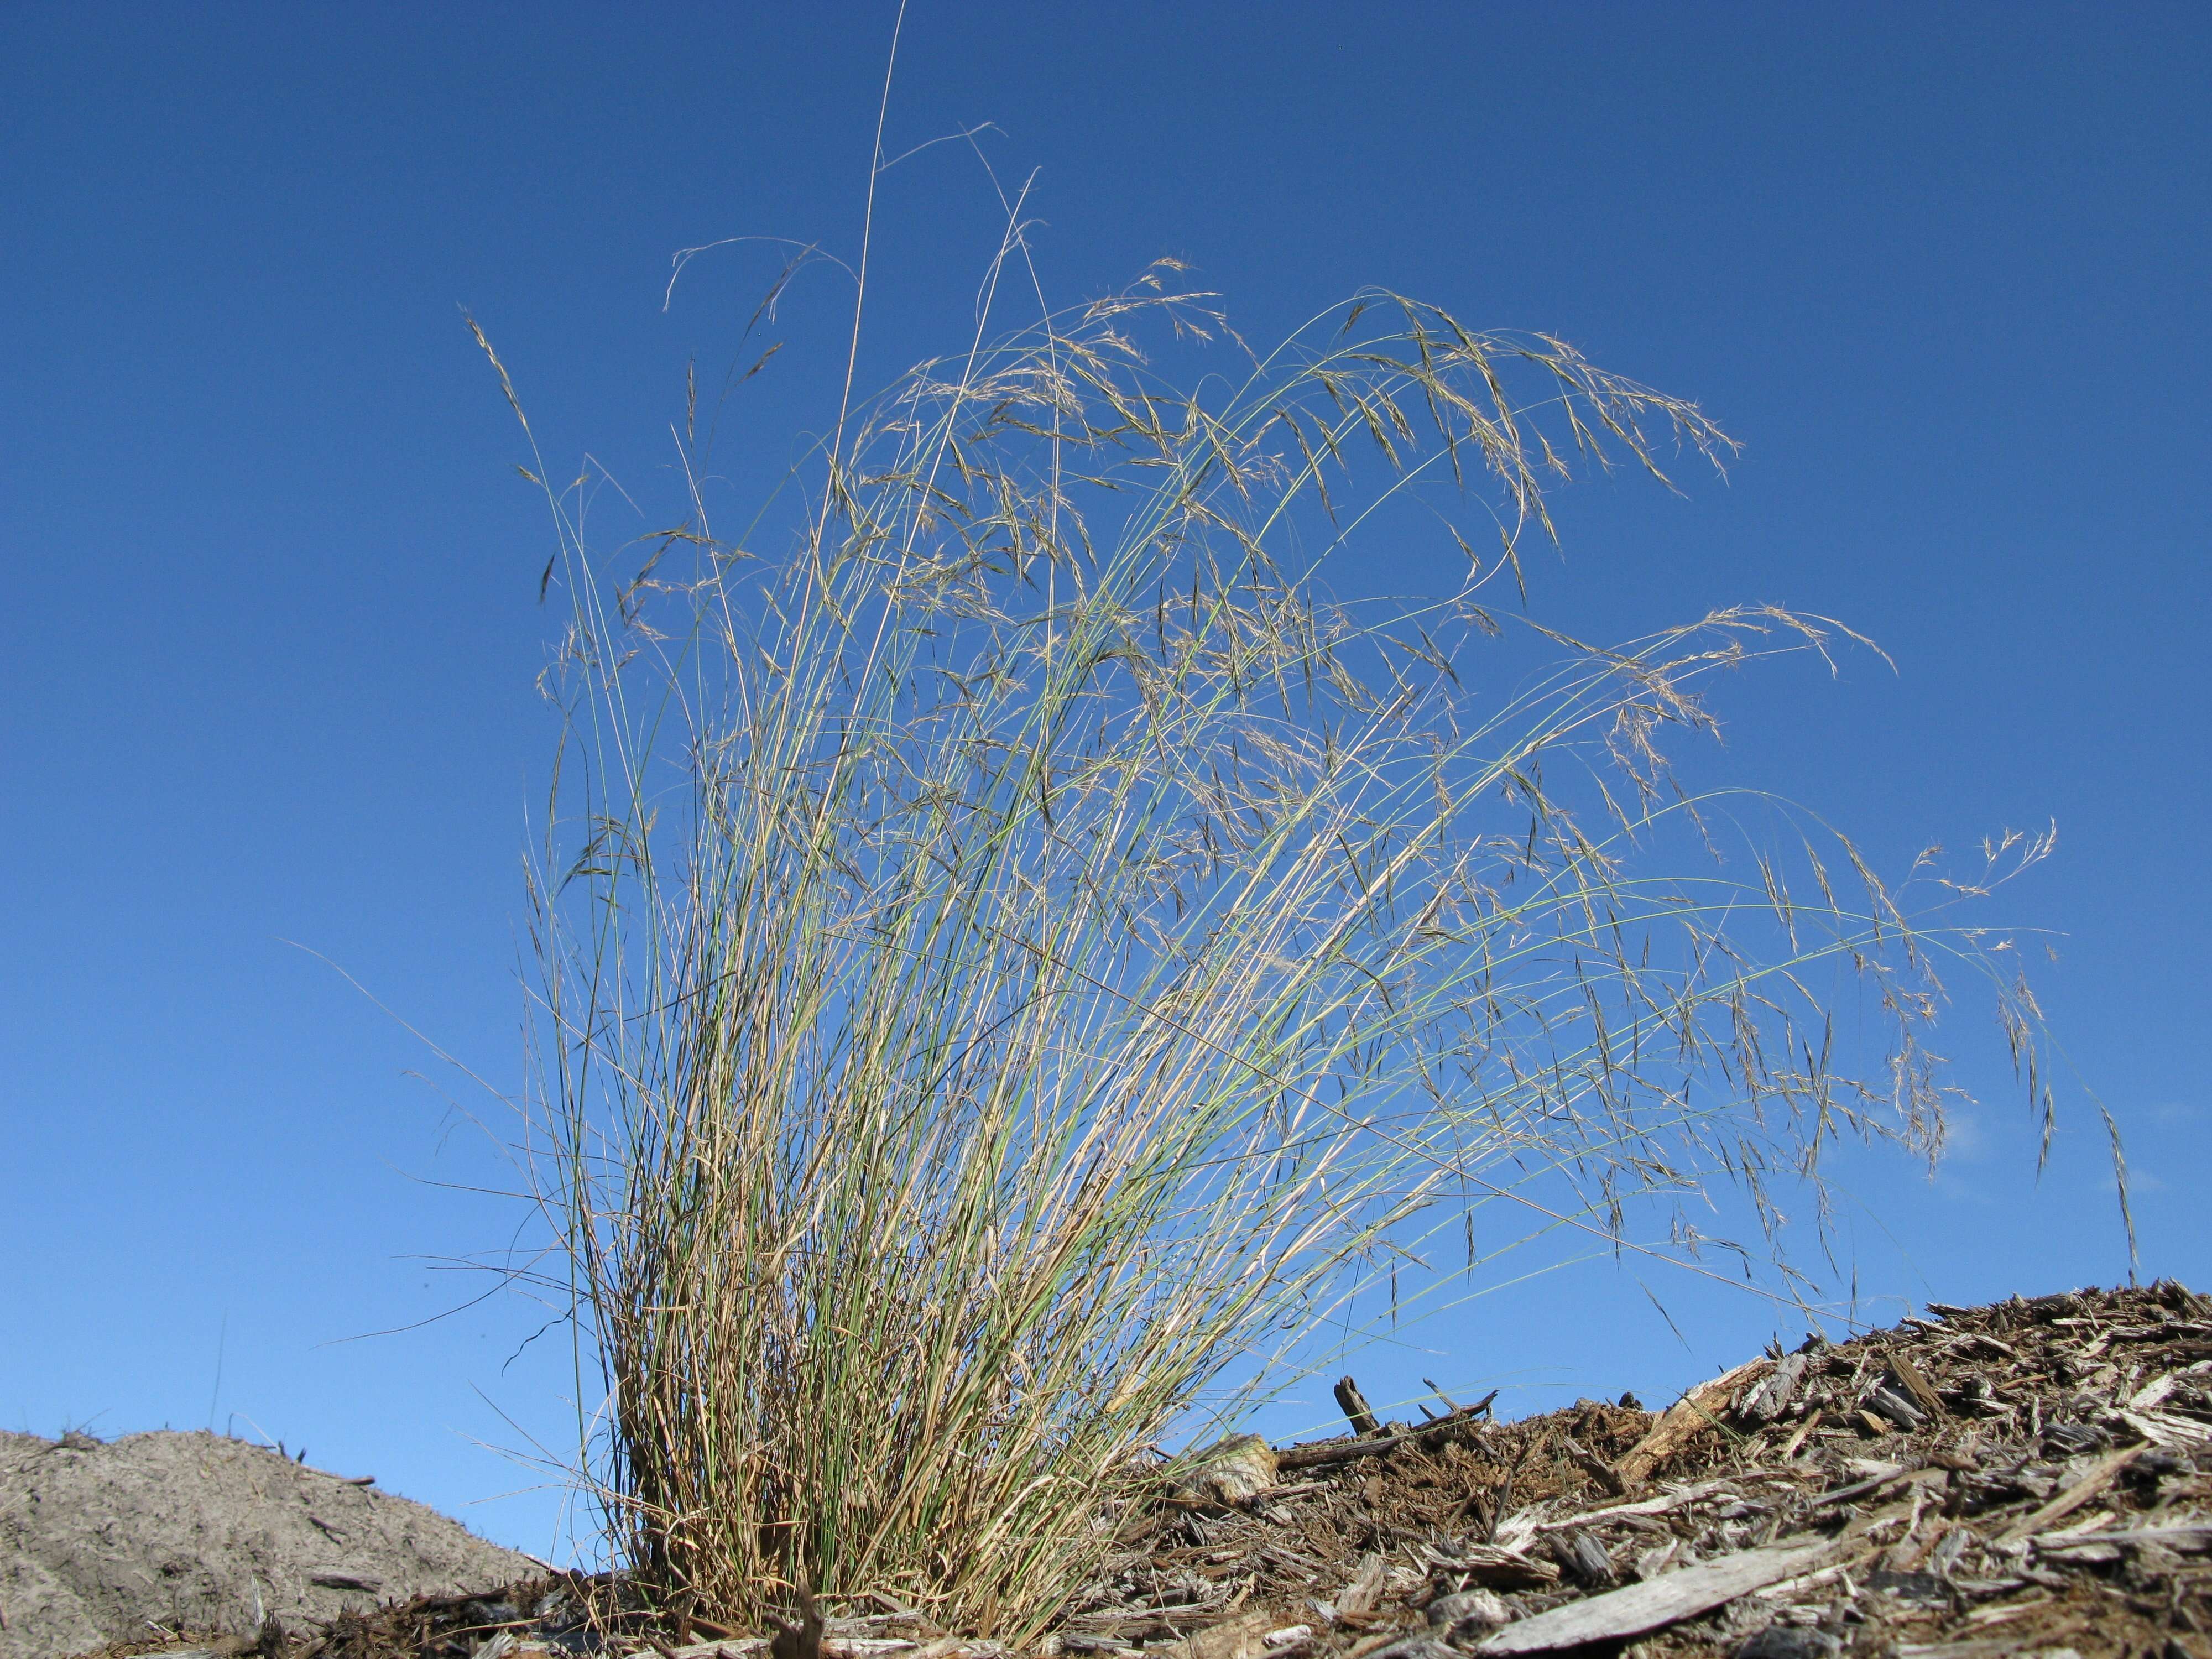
[1929,1171,1993,1205]
[1941,1110,1992,1164]
[2101,1170,2168,1196]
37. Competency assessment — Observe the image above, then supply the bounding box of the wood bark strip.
[1469,1536,1848,1653]
[1532,1479,1732,1532]
[2032,1522,2212,1551]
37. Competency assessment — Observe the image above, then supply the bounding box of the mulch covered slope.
[95,1281,2212,1659]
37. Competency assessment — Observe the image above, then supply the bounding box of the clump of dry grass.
[478,267,2057,1637]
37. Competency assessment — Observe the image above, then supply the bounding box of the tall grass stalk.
[482,272,2052,1635]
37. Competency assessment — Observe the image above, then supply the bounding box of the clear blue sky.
[5,4,2205,1561]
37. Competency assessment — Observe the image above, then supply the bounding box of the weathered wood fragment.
[1334,1377,1383,1437]
[2032,1521,2212,1552]
[1993,1444,2143,1543]
[1534,1479,1732,1532]
[1275,1407,1488,1470]
[1544,1527,1614,1587]
[1162,1609,1289,1659]
[1431,1542,1562,1589]
[1886,1352,1947,1419]
[1614,1358,1770,1485]
[1737,1352,1810,1426]
[1470,1537,1846,1653]
[1331,1553,1387,1618]
[1180,1434,1279,1504]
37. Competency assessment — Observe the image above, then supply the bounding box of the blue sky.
[4,4,2206,1560]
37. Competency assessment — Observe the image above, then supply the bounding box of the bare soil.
[0,1430,530,1659]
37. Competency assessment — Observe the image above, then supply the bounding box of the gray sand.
[0,1430,534,1658]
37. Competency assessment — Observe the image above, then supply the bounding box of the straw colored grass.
[478,269,2055,1637]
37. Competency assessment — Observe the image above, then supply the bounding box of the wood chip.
[1737,1353,1810,1426]
[1331,1554,1386,1619]
[1431,1543,1561,1589]
[1888,1352,1948,1419]
[1161,1609,1289,1659]
[2114,1406,2212,1448]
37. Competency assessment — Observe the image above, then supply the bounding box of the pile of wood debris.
[1063,1279,2212,1657]
[97,1281,2212,1659]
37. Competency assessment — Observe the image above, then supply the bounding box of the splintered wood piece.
[1533,1479,1732,1532]
[1994,1444,2143,1543]
[1738,1352,1810,1426]
[1334,1377,1383,1437]
[1433,1542,1562,1589]
[1863,1385,1926,1431]
[2130,1369,2187,1410]
[2113,1405,2212,1448]
[1545,1528,1615,1588]
[1615,1358,1771,1485]
[1331,1553,1387,1618]
[1809,1461,1908,1509]
[1469,1537,1845,1653]
[1776,1412,1825,1460]
[1161,1608,1286,1659]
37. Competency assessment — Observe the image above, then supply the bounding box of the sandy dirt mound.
[0,1428,531,1659]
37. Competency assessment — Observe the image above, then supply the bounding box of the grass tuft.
[484,269,2055,1636]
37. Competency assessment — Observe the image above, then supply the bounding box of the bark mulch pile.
[87,1281,2212,1659]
